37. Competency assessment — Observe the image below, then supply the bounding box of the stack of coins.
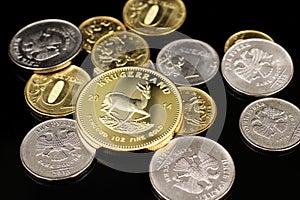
[7,1,250,199]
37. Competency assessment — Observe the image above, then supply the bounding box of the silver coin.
[9,19,83,72]
[20,118,95,181]
[221,38,293,97]
[155,39,220,86]
[239,97,300,152]
[149,136,235,200]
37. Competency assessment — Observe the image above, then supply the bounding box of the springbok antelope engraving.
[101,81,151,125]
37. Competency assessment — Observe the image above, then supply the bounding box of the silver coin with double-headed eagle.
[221,38,293,97]
[8,19,83,73]
[239,97,300,152]
[149,136,235,200]
[20,118,95,181]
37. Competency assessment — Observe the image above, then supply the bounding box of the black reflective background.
[3,1,300,199]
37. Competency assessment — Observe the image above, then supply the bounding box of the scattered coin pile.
[8,0,300,199]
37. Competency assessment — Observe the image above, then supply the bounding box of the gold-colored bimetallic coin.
[91,31,150,73]
[176,86,217,135]
[24,64,91,118]
[79,16,127,53]
[122,0,186,36]
[224,30,274,52]
[75,67,183,151]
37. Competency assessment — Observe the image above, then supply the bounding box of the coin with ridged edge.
[122,0,186,36]
[75,66,183,151]
[20,118,96,181]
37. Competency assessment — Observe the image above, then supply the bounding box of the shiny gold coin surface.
[91,31,150,73]
[224,30,274,52]
[24,64,91,117]
[122,0,186,36]
[79,16,127,53]
[75,66,183,151]
[176,86,217,135]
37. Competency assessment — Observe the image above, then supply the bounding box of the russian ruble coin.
[24,64,91,118]
[8,19,83,73]
[224,30,274,52]
[20,118,96,181]
[221,38,293,97]
[176,86,217,136]
[122,0,186,36]
[239,97,300,152]
[149,135,235,200]
[75,66,183,151]
[91,31,150,73]
[79,16,126,53]
[155,39,220,86]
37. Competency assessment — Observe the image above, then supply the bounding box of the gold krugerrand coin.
[176,86,217,136]
[24,64,91,118]
[75,66,183,151]
[79,16,127,53]
[122,0,186,36]
[224,29,274,52]
[91,31,150,73]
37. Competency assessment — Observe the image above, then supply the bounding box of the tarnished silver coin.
[221,38,293,97]
[8,19,83,73]
[20,118,96,181]
[239,97,300,152]
[149,136,235,200]
[155,39,220,86]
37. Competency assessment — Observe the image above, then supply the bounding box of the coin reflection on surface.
[24,64,91,118]
[122,0,186,36]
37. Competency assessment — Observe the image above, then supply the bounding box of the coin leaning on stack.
[8,0,240,198]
